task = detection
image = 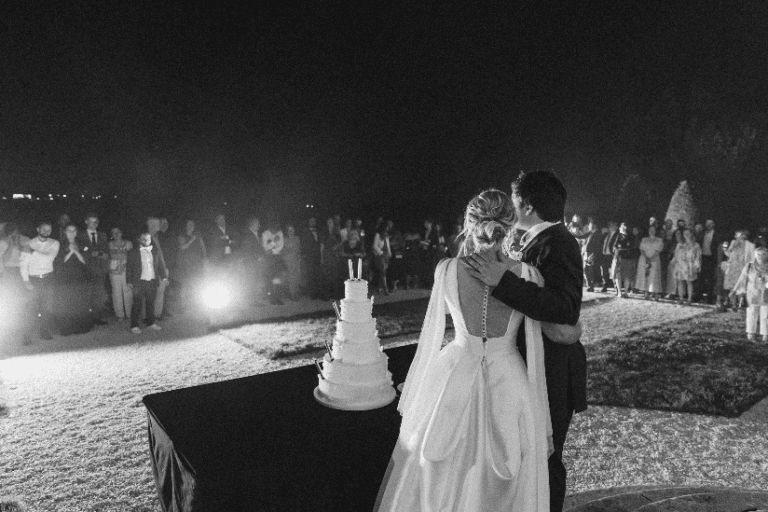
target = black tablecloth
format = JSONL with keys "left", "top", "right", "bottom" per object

{"left": 143, "top": 343, "right": 417, "bottom": 512}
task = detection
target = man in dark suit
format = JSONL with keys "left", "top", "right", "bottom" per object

{"left": 301, "top": 216, "right": 323, "bottom": 299}
{"left": 241, "top": 215, "right": 266, "bottom": 304}
{"left": 699, "top": 219, "right": 720, "bottom": 303}
{"left": 126, "top": 229, "right": 168, "bottom": 334}
{"left": 582, "top": 219, "right": 604, "bottom": 292}
{"left": 208, "top": 213, "right": 237, "bottom": 271}
{"left": 77, "top": 213, "right": 110, "bottom": 325}
{"left": 462, "top": 170, "right": 587, "bottom": 512}
{"left": 600, "top": 220, "right": 619, "bottom": 292}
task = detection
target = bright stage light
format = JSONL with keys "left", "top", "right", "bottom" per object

{"left": 201, "top": 283, "right": 231, "bottom": 309}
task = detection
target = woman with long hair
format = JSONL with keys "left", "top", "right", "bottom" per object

{"left": 53, "top": 224, "right": 94, "bottom": 335}
{"left": 376, "top": 189, "right": 579, "bottom": 512}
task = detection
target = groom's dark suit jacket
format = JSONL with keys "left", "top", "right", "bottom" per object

{"left": 492, "top": 223, "right": 587, "bottom": 413}
{"left": 491, "top": 222, "right": 587, "bottom": 511}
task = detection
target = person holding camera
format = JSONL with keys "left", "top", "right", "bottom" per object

{"left": 77, "top": 213, "right": 110, "bottom": 325}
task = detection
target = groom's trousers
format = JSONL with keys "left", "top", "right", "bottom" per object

{"left": 545, "top": 338, "right": 587, "bottom": 512}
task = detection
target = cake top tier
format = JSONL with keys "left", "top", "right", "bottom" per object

{"left": 344, "top": 279, "right": 369, "bottom": 302}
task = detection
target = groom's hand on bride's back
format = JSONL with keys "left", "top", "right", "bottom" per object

{"left": 460, "top": 246, "right": 520, "bottom": 286}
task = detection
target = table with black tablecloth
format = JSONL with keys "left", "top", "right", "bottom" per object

{"left": 142, "top": 343, "right": 417, "bottom": 512}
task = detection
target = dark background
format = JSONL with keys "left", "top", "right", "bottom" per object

{"left": 2, "top": 1, "right": 768, "bottom": 234}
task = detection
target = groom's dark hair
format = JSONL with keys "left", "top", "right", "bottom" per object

{"left": 511, "top": 170, "right": 567, "bottom": 222}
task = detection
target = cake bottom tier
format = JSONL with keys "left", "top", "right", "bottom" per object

{"left": 316, "top": 377, "right": 396, "bottom": 411}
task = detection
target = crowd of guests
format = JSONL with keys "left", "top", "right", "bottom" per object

{"left": 570, "top": 214, "right": 768, "bottom": 341}
{"left": 0, "top": 211, "right": 466, "bottom": 344}
{"left": 4, "top": 207, "right": 768, "bottom": 344}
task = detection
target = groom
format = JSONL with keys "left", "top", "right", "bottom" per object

{"left": 463, "top": 170, "right": 587, "bottom": 512}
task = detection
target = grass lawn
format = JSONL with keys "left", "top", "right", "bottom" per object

{"left": 587, "top": 309, "right": 768, "bottom": 417}
{"left": 1, "top": 297, "right": 766, "bottom": 511}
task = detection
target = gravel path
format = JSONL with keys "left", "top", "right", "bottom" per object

{"left": 1, "top": 293, "right": 765, "bottom": 511}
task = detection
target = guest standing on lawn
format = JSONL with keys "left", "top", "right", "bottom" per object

{"left": 714, "top": 241, "right": 732, "bottom": 311}
{"left": 321, "top": 217, "right": 343, "bottom": 300}
{"left": 20, "top": 220, "right": 59, "bottom": 342}
{"left": 78, "top": 213, "right": 110, "bottom": 325}
{"left": 372, "top": 223, "right": 391, "bottom": 295}
{"left": 0, "top": 222, "right": 28, "bottom": 291}
{"left": 581, "top": 219, "right": 603, "bottom": 292}
{"left": 673, "top": 228, "right": 701, "bottom": 305}
{"left": 599, "top": 221, "right": 618, "bottom": 292}
{"left": 176, "top": 219, "right": 207, "bottom": 312}
{"left": 418, "top": 219, "right": 439, "bottom": 288}
{"left": 611, "top": 222, "right": 636, "bottom": 298}
{"left": 241, "top": 216, "right": 265, "bottom": 304}
{"left": 126, "top": 230, "right": 168, "bottom": 334}
{"left": 282, "top": 224, "right": 302, "bottom": 301}
{"left": 730, "top": 246, "right": 768, "bottom": 341}
{"left": 635, "top": 225, "right": 664, "bottom": 300}
{"left": 665, "top": 229, "right": 683, "bottom": 298}
{"left": 54, "top": 224, "right": 94, "bottom": 335}
{"left": 300, "top": 216, "right": 322, "bottom": 300}
{"left": 724, "top": 230, "right": 755, "bottom": 307}
{"left": 262, "top": 221, "right": 287, "bottom": 304}
{"left": 108, "top": 227, "right": 133, "bottom": 321}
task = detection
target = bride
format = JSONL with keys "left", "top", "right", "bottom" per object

{"left": 375, "top": 189, "right": 580, "bottom": 512}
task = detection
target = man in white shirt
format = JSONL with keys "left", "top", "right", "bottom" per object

{"left": 21, "top": 221, "right": 60, "bottom": 341}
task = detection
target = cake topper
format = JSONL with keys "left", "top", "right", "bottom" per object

{"left": 348, "top": 259, "right": 354, "bottom": 280}
{"left": 314, "top": 358, "right": 325, "bottom": 379}
{"left": 357, "top": 258, "right": 362, "bottom": 280}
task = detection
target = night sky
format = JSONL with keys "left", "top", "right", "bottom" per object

{"left": 2, "top": 1, "right": 768, "bottom": 229}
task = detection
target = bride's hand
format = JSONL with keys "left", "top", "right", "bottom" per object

{"left": 542, "top": 320, "right": 582, "bottom": 344}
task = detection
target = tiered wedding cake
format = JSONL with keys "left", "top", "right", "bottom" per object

{"left": 314, "top": 278, "right": 396, "bottom": 410}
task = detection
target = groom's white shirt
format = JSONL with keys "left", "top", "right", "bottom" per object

{"left": 519, "top": 221, "right": 560, "bottom": 252}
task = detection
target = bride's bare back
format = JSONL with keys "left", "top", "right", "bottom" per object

{"left": 457, "top": 257, "right": 522, "bottom": 338}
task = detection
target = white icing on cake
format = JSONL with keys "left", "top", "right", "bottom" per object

{"left": 344, "top": 279, "right": 369, "bottom": 301}
{"left": 321, "top": 353, "right": 390, "bottom": 385}
{"left": 331, "top": 336, "right": 382, "bottom": 365}
{"left": 340, "top": 299, "right": 373, "bottom": 322}
{"left": 335, "top": 320, "right": 377, "bottom": 342}
{"left": 316, "top": 279, "right": 395, "bottom": 410}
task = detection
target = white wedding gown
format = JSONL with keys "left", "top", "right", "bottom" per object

{"left": 375, "top": 258, "right": 552, "bottom": 512}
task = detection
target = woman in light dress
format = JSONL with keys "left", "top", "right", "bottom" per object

{"left": 723, "top": 230, "right": 755, "bottom": 307}
{"left": 672, "top": 228, "right": 702, "bottom": 305}
{"left": 108, "top": 227, "right": 133, "bottom": 320}
{"left": 665, "top": 229, "right": 683, "bottom": 297}
{"left": 634, "top": 225, "right": 664, "bottom": 299}
{"left": 376, "top": 189, "right": 579, "bottom": 512}
{"left": 730, "top": 246, "right": 768, "bottom": 341}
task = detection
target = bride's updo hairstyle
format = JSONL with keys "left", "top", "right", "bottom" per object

{"left": 459, "top": 188, "right": 515, "bottom": 256}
